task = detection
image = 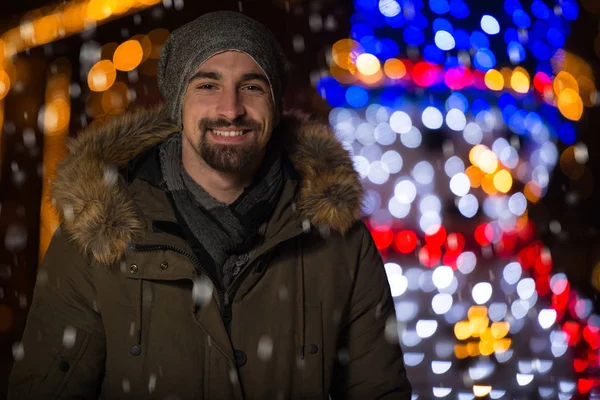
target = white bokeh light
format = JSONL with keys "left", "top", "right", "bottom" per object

{"left": 412, "top": 161, "right": 435, "bottom": 185}
{"left": 401, "top": 126, "right": 423, "bottom": 148}
{"left": 388, "top": 196, "right": 411, "bottom": 219}
{"left": 394, "top": 179, "right": 417, "bottom": 204}
{"left": 355, "top": 122, "right": 376, "bottom": 145}
{"left": 516, "top": 278, "right": 536, "bottom": 300}
{"left": 354, "top": 156, "right": 371, "bottom": 181}
{"left": 444, "top": 156, "right": 465, "bottom": 177}
{"left": 422, "top": 107, "right": 444, "bottom": 129}
{"left": 379, "top": 0, "right": 401, "bottom": 17}
{"left": 381, "top": 150, "right": 403, "bottom": 174}
{"left": 481, "top": 15, "right": 500, "bottom": 35}
{"left": 432, "top": 293, "right": 453, "bottom": 314}
{"left": 390, "top": 111, "right": 413, "bottom": 134}
{"left": 449, "top": 173, "right": 470, "bottom": 196}
{"left": 458, "top": 194, "right": 478, "bottom": 218}
{"left": 416, "top": 319, "right": 438, "bottom": 338}
{"left": 420, "top": 212, "right": 442, "bottom": 234}
{"left": 463, "top": 122, "right": 483, "bottom": 144}
{"left": 446, "top": 109, "right": 467, "bottom": 131}
{"left": 374, "top": 123, "right": 397, "bottom": 145}
{"left": 435, "top": 31, "right": 455, "bottom": 51}
{"left": 432, "top": 266, "right": 454, "bottom": 289}
{"left": 508, "top": 192, "right": 527, "bottom": 216}
{"left": 420, "top": 194, "right": 442, "bottom": 214}
{"left": 456, "top": 251, "right": 477, "bottom": 274}
{"left": 503, "top": 262, "right": 522, "bottom": 285}
{"left": 431, "top": 360, "right": 452, "bottom": 374}
{"left": 385, "top": 263, "right": 408, "bottom": 297}
{"left": 538, "top": 309, "right": 557, "bottom": 329}
{"left": 367, "top": 161, "right": 389, "bottom": 185}
{"left": 472, "top": 282, "right": 492, "bottom": 304}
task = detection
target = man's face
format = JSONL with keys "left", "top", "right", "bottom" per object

{"left": 181, "top": 51, "right": 275, "bottom": 174}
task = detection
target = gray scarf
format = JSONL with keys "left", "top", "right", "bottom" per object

{"left": 159, "top": 133, "right": 284, "bottom": 289}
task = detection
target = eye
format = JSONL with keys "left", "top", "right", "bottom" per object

{"left": 196, "top": 83, "right": 216, "bottom": 90}
{"left": 244, "top": 85, "right": 264, "bottom": 92}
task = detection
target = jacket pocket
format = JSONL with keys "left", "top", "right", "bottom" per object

{"left": 9, "top": 298, "right": 105, "bottom": 399}
{"left": 300, "top": 303, "right": 324, "bottom": 399}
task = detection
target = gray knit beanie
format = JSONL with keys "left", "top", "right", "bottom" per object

{"left": 157, "top": 11, "right": 289, "bottom": 127}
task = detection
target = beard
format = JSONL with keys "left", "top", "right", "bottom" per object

{"left": 197, "top": 116, "right": 263, "bottom": 173}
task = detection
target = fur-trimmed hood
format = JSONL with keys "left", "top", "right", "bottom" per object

{"left": 51, "top": 107, "right": 363, "bottom": 265}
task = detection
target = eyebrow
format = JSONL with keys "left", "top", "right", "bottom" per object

{"left": 189, "top": 71, "right": 270, "bottom": 87}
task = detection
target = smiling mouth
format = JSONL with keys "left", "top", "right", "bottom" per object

{"left": 210, "top": 129, "right": 251, "bottom": 137}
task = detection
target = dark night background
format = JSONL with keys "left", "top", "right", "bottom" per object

{"left": 0, "top": 0, "right": 599, "bottom": 398}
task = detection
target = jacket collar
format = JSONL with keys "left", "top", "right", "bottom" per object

{"left": 51, "top": 107, "right": 363, "bottom": 265}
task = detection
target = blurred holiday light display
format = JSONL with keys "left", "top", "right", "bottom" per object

{"left": 318, "top": 0, "right": 600, "bottom": 397}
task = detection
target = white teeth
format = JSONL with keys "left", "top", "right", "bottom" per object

{"left": 212, "top": 130, "right": 244, "bottom": 137}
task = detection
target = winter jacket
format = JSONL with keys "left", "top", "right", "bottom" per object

{"left": 8, "top": 108, "right": 412, "bottom": 399}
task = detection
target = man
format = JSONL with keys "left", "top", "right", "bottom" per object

{"left": 9, "top": 11, "right": 412, "bottom": 399}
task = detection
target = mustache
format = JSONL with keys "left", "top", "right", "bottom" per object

{"left": 198, "top": 117, "right": 262, "bottom": 132}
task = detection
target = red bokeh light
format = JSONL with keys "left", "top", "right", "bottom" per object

{"left": 419, "top": 244, "right": 442, "bottom": 267}
{"left": 394, "top": 230, "right": 418, "bottom": 254}
{"left": 425, "top": 225, "right": 447, "bottom": 247}
{"left": 371, "top": 226, "right": 394, "bottom": 250}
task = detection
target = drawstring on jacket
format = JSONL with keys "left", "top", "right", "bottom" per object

{"left": 136, "top": 279, "right": 143, "bottom": 346}
{"left": 297, "top": 235, "right": 306, "bottom": 360}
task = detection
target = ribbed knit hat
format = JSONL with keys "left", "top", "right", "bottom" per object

{"left": 157, "top": 11, "right": 289, "bottom": 127}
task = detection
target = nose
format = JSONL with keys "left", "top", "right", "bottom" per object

{"left": 216, "top": 87, "right": 245, "bottom": 121}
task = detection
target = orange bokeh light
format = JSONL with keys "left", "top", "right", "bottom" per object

{"left": 113, "top": 40, "right": 143, "bottom": 71}
{"left": 88, "top": 60, "right": 116, "bottom": 91}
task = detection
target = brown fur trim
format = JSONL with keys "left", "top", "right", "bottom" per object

{"left": 52, "top": 107, "right": 363, "bottom": 265}
{"left": 52, "top": 107, "right": 177, "bottom": 265}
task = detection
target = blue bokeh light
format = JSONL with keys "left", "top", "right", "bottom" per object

{"left": 558, "top": 123, "right": 576, "bottom": 145}
{"left": 449, "top": 0, "right": 470, "bottom": 18}
{"left": 356, "top": 0, "right": 378, "bottom": 11}
{"left": 507, "top": 41, "right": 526, "bottom": 63}
{"left": 346, "top": 86, "right": 370, "bottom": 108}
{"left": 531, "top": 39, "right": 552, "bottom": 60}
{"left": 561, "top": 0, "right": 579, "bottom": 21}
{"left": 512, "top": 9, "right": 532, "bottom": 29}
{"left": 404, "top": 26, "right": 426, "bottom": 46}
{"left": 351, "top": 23, "right": 374, "bottom": 40}
{"left": 453, "top": 29, "right": 470, "bottom": 50}
{"left": 471, "top": 98, "right": 490, "bottom": 116}
{"left": 470, "top": 31, "right": 490, "bottom": 49}
{"left": 424, "top": 44, "right": 445, "bottom": 64}
{"left": 504, "top": 0, "right": 522, "bottom": 15}
{"left": 409, "top": 12, "right": 429, "bottom": 29}
{"left": 429, "top": 0, "right": 450, "bottom": 15}
{"left": 547, "top": 28, "right": 565, "bottom": 48}
{"left": 385, "top": 13, "right": 406, "bottom": 28}
{"left": 380, "top": 38, "right": 401, "bottom": 58}
{"left": 531, "top": 0, "right": 550, "bottom": 19}
{"left": 446, "top": 92, "right": 469, "bottom": 113}
{"left": 316, "top": 77, "right": 346, "bottom": 107}
{"left": 473, "top": 49, "right": 496, "bottom": 71}
{"left": 433, "top": 18, "right": 453, "bottom": 33}
{"left": 499, "top": 93, "right": 517, "bottom": 110}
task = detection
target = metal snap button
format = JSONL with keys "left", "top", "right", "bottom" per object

{"left": 308, "top": 344, "right": 319, "bottom": 354}
{"left": 58, "top": 360, "right": 70, "bottom": 372}
{"left": 129, "top": 264, "right": 139, "bottom": 274}
{"left": 130, "top": 345, "right": 142, "bottom": 356}
{"left": 234, "top": 349, "right": 247, "bottom": 367}
{"left": 160, "top": 261, "right": 169, "bottom": 270}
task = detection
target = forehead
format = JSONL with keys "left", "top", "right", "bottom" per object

{"left": 194, "top": 51, "right": 265, "bottom": 75}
